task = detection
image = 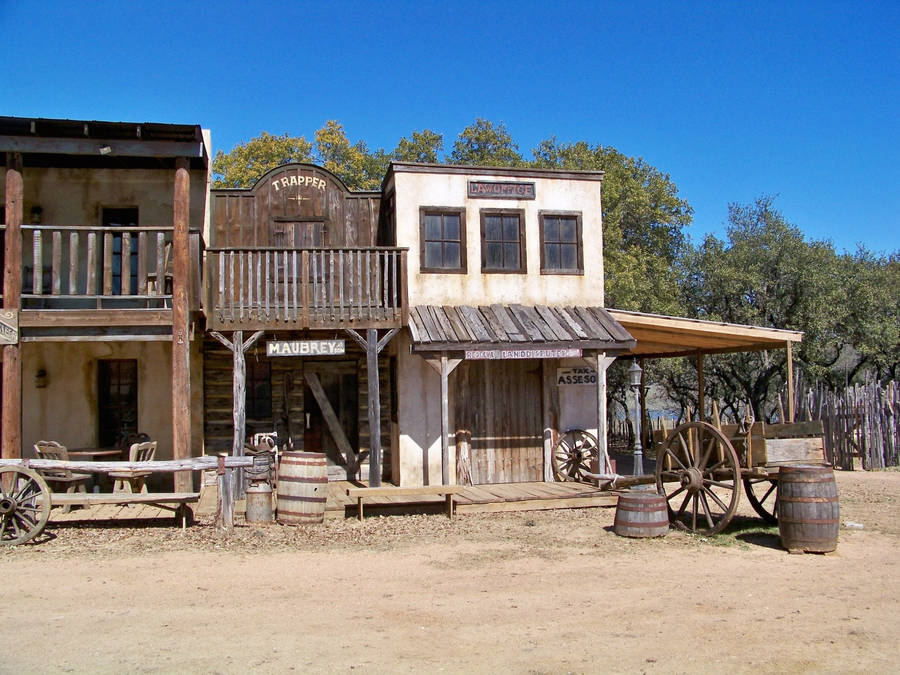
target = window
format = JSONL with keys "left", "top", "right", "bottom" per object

{"left": 420, "top": 208, "right": 466, "bottom": 273}
{"left": 540, "top": 212, "right": 583, "bottom": 274}
{"left": 246, "top": 358, "right": 272, "bottom": 421}
{"left": 98, "top": 360, "right": 138, "bottom": 447}
{"left": 481, "top": 210, "right": 525, "bottom": 273}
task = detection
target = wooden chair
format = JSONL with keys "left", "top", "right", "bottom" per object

{"left": 109, "top": 441, "right": 157, "bottom": 493}
{"left": 33, "top": 441, "right": 91, "bottom": 513}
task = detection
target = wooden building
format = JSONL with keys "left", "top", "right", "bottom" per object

{"left": 2, "top": 115, "right": 802, "bottom": 492}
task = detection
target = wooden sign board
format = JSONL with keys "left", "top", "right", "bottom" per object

{"left": 0, "top": 310, "right": 18, "bottom": 345}
{"left": 468, "top": 181, "right": 535, "bottom": 200}
{"left": 267, "top": 340, "right": 345, "bottom": 357}
{"left": 556, "top": 367, "right": 597, "bottom": 385}
{"left": 465, "top": 347, "right": 582, "bottom": 360}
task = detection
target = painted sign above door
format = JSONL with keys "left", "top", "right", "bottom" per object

{"left": 267, "top": 340, "right": 345, "bottom": 357}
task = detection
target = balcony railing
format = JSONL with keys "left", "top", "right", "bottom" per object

{"left": 205, "top": 247, "right": 408, "bottom": 330}
{"left": 8, "top": 225, "right": 202, "bottom": 311}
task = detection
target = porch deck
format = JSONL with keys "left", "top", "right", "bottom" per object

{"left": 46, "top": 480, "right": 619, "bottom": 524}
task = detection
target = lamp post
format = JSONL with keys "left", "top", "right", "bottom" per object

{"left": 627, "top": 360, "right": 644, "bottom": 477}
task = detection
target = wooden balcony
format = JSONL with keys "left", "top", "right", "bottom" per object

{"left": 205, "top": 247, "right": 408, "bottom": 331}
{"left": 3, "top": 225, "right": 202, "bottom": 312}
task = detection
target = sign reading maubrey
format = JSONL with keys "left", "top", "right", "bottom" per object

{"left": 468, "top": 180, "right": 535, "bottom": 200}
{"left": 465, "top": 347, "right": 582, "bottom": 360}
{"left": 267, "top": 340, "right": 345, "bottom": 356}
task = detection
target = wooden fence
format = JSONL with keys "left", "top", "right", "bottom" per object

{"left": 799, "top": 380, "right": 900, "bottom": 470}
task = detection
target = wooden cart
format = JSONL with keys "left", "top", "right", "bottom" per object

{"left": 653, "top": 419, "right": 828, "bottom": 535}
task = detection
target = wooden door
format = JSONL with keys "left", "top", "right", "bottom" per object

{"left": 303, "top": 362, "right": 358, "bottom": 478}
{"left": 455, "top": 360, "right": 543, "bottom": 484}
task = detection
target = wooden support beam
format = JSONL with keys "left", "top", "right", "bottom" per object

{"left": 595, "top": 353, "right": 615, "bottom": 474}
{"left": 171, "top": 157, "right": 191, "bottom": 491}
{"left": 786, "top": 340, "right": 795, "bottom": 423}
{"left": 2, "top": 153, "right": 24, "bottom": 460}
{"left": 696, "top": 351, "right": 705, "bottom": 422}
{"left": 424, "top": 354, "right": 462, "bottom": 485}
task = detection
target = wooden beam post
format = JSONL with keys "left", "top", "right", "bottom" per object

{"left": 786, "top": 340, "right": 795, "bottom": 423}
{"left": 2, "top": 153, "right": 23, "bottom": 459}
{"left": 595, "top": 353, "right": 615, "bottom": 474}
{"left": 171, "top": 157, "right": 191, "bottom": 491}
{"left": 366, "top": 329, "right": 382, "bottom": 486}
{"left": 696, "top": 351, "right": 705, "bottom": 422}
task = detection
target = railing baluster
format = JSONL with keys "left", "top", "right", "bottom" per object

{"left": 32, "top": 229, "right": 42, "bottom": 295}
{"left": 292, "top": 251, "right": 299, "bottom": 322}
{"left": 392, "top": 250, "right": 398, "bottom": 319}
{"left": 69, "top": 231, "right": 79, "bottom": 295}
{"left": 51, "top": 231, "right": 62, "bottom": 295}
{"left": 155, "top": 233, "right": 166, "bottom": 297}
{"left": 283, "top": 250, "right": 289, "bottom": 321}
{"left": 119, "top": 232, "right": 130, "bottom": 295}
{"left": 217, "top": 252, "right": 225, "bottom": 322}
{"left": 356, "top": 249, "right": 362, "bottom": 319}
{"left": 86, "top": 232, "right": 98, "bottom": 295}
{"left": 365, "top": 250, "right": 372, "bottom": 320}
{"left": 103, "top": 232, "right": 113, "bottom": 295}
{"left": 339, "top": 249, "right": 345, "bottom": 322}
{"left": 229, "top": 251, "right": 235, "bottom": 321}
{"left": 136, "top": 232, "right": 147, "bottom": 296}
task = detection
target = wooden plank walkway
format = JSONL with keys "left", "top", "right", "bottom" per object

{"left": 45, "top": 481, "right": 620, "bottom": 524}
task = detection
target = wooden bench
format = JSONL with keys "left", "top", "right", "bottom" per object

{"left": 346, "top": 485, "right": 466, "bottom": 520}
{"left": 37, "top": 492, "right": 200, "bottom": 524}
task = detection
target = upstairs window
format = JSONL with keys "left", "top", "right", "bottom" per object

{"left": 540, "top": 212, "right": 583, "bottom": 274}
{"left": 481, "top": 210, "right": 525, "bottom": 273}
{"left": 420, "top": 208, "right": 466, "bottom": 273}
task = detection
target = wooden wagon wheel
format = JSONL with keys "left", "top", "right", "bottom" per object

{"left": 0, "top": 466, "right": 52, "bottom": 546}
{"left": 552, "top": 429, "right": 599, "bottom": 482}
{"left": 743, "top": 475, "right": 778, "bottom": 524}
{"left": 655, "top": 421, "right": 742, "bottom": 535}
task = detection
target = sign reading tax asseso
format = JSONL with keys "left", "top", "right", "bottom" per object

{"left": 267, "top": 340, "right": 345, "bottom": 357}
{"left": 468, "top": 180, "right": 535, "bottom": 200}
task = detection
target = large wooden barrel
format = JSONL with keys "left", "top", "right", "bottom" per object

{"left": 777, "top": 465, "right": 839, "bottom": 553}
{"left": 276, "top": 452, "right": 328, "bottom": 524}
{"left": 614, "top": 491, "right": 669, "bottom": 538}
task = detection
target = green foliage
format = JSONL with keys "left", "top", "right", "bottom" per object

{"left": 211, "top": 132, "right": 313, "bottom": 188}
{"left": 393, "top": 130, "right": 444, "bottom": 163}
{"left": 314, "top": 120, "right": 387, "bottom": 191}
{"left": 449, "top": 118, "right": 523, "bottom": 167}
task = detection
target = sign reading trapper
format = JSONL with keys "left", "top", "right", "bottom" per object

{"left": 267, "top": 340, "right": 345, "bottom": 357}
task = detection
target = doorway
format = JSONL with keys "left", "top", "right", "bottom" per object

{"left": 303, "top": 361, "right": 358, "bottom": 479}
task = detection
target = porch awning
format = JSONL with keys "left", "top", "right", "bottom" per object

{"left": 408, "top": 305, "right": 637, "bottom": 355}
{"left": 607, "top": 309, "right": 804, "bottom": 358}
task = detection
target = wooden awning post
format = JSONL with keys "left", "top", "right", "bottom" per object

{"left": 2, "top": 153, "right": 24, "bottom": 459}
{"left": 696, "top": 351, "right": 705, "bottom": 422}
{"left": 592, "top": 353, "right": 615, "bottom": 474}
{"left": 786, "top": 340, "right": 795, "bottom": 423}
{"left": 347, "top": 328, "right": 399, "bottom": 487}
{"left": 171, "top": 157, "right": 191, "bottom": 490}
{"left": 423, "top": 352, "right": 462, "bottom": 486}
{"left": 210, "top": 329, "right": 264, "bottom": 498}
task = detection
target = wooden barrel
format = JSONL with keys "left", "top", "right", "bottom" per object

{"left": 777, "top": 465, "right": 839, "bottom": 553}
{"left": 614, "top": 491, "right": 669, "bottom": 538}
{"left": 276, "top": 452, "right": 328, "bottom": 524}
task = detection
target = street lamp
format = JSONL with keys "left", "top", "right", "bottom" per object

{"left": 627, "top": 360, "right": 644, "bottom": 476}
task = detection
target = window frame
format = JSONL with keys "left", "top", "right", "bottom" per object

{"left": 419, "top": 206, "right": 467, "bottom": 274}
{"left": 479, "top": 208, "right": 527, "bottom": 274}
{"left": 539, "top": 210, "right": 584, "bottom": 275}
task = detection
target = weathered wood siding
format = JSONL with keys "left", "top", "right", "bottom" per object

{"left": 211, "top": 165, "right": 381, "bottom": 249}
{"left": 455, "top": 360, "right": 543, "bottom": 483}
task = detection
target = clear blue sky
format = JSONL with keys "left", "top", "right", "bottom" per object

{"left": 2, "top": 0, "right": 898, "bottom": 253}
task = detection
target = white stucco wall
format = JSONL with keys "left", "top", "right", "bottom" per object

{"left": 392, "top": 167, "right": 604, "bottom": 308}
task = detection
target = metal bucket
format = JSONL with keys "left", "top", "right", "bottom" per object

{"left": 276, "top": 452, "right": 327, "bottom": 524}
{"left": 614, "top": 491, "right": 669, "bottom": 538}
{"left": 778, "top": 464, "right": 839, "bottom": 553}
{"left": 245, "top": 482, "right": 273, "bottom": 524}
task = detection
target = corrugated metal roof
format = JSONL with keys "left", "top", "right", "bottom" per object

{"left": 408, "top": 304, "right": 636, "bottom": 353}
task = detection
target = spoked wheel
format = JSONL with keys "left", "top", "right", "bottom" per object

{"left": 552, "top": 429, "right": 599, "bottom": 482}
{"left": 655, "top": 422, "right": 742, "bottom": 535}
{"left": 743, "top": 475, "right": 778, "bottom": 524}
{"left": 0, "top": 466, "right": 52, "bottom": 545}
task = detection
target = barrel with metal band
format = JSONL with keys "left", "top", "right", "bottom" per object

{"left": 276, "top": 451, "right": 328, "bottom": 524}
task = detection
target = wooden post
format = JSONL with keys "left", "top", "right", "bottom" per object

{"left": 210, "top": 330, "right": 264, "bottom": 498}
{"left": 594, "top": 353, "right": 615, "bottom": 474}
{"left": 696, "top": 351, "right": 705, "bottom": 422}
{"left": 2, "top": 153, "right": 23, "bottom": 459}
{"left": 347, "top": 328, "right": 399, "bottom": 487}
{"left": 171, "top": 157, "right": 191, "bottom": 491}
{"left": 786, "top": 340, "right": 795, "bottom": 423}
{"left": 440, "top": 353, "right": 451, "bottom": 486}
{"left": 215, "top": 453, "right": 234, "bottom": 532}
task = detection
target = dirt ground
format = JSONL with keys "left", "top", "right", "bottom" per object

{"left": 2, "top": 469, "right": 899, "bottom": 674}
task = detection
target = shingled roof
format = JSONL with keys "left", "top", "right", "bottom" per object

{"left": 408, "top": 304, "right": 636, "bottom": 353}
